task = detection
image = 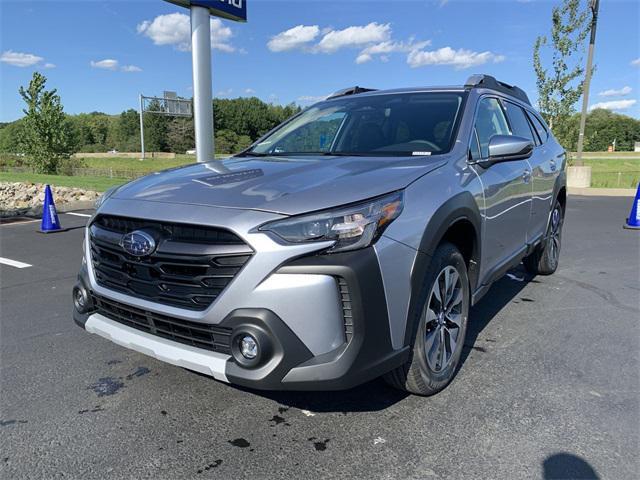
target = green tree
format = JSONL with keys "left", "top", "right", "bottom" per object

{"left": 143, "top": 101, "right": 170, "bottom": 152}
{"left": 533, "top": 0, "right": 590, "bottom": 132}
{"left": 0, "top": 119, "right": 25, "bottom": 154}
{"left": 115, "top": 109, "right": 140, "bottom": 151}
{"left": 167, "top": 117, "right": 195, "bottom": 153}
{"left": 18, "top": 72, "right": 73, "bottom": 173}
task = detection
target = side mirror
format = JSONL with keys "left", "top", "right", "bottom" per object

{"left": 485, "top": 135, "right": 534, "bottom": 165}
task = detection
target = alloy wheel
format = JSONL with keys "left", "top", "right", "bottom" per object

{"left": 423, "top": 266, "right": 464, "bottom": 373}
{"left": 548, "top": 206, "right": 562, "bottom": 268}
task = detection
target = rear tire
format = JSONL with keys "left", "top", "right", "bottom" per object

{"left": 384, "top": 243, "right": 469, "bottom": 396}
{"left": 523, "top": 199, "right": 563, "bottom": 276}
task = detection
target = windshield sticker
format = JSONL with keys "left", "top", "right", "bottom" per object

{"left": 412, "top": 151, "right": 432, "bottom": 156}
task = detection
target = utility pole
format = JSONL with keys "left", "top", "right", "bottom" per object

{"left": 575, "top": 0, "right": 599, "bottom": 167}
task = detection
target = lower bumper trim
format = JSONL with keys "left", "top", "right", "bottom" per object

{"left": 85, "top": 313, "right": 230, "bottom": 382}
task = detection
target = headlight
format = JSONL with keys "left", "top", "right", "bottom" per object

{"left": 94, "top": 186, "right": 119, "bottom": 210}
{"left": 259, "top": 191, "right": 403, "bottom": 253}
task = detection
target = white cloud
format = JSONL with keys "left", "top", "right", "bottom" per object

{"left": 317, "top": 22, "right": 391, "bottom": 53}
{"left": 598, "top": 86, "right": 632, "bottom": 97}
{"left": 244, "top": 88, "right": 256, "bottom": 94}
{"left": 121, "top": 65, "right": 142, "bottom": 72}
{"left": 137, "top": 13, "right": 235, "bottom": 52}
{"left": 356, "top": 39, "right": 431, "bottom": 64}
{"left": 216, "top": 88, "right": 233, "bottom": 97}
{"left": 297, "top": 95, "right": 328, "bottom": 103}
{"left": 43, "top": 63, "right": 56, "bottom": 69}
{"left": 0, "top": 50, "right": 43, "bottom": 67}
{"left": 407, "top": 46, "right": 505, "bottom": 69}
{"left": 590, "top": 99, "right": 637, "bottom": 111}
{"left": 631, "top": 58, "right": 640, "bottom": 67}
{"left": 267, "top": 25, "right": 320, "bottom": 52}
{"left": 90, "top": 59, "right": 119, "bottom": 70}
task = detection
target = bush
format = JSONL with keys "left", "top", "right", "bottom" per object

{"left": 56, "top": 156, "right": 87, "bottom": 175}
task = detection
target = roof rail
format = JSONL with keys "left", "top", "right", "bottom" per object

{"left": 326, "top": 86, "right": 378, "bottom": 100}
{"left": 465, "top": 74, "right": 531, "bottom": 105}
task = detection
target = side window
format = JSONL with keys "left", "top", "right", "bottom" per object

{"left": 527, "top": 112, "right": 549, "bottom": 144}
{"left": 474, "top": 98, "right": 510, "bottom": 158}
{"left": 503, "top": 102, "right": 535, "bottom": 143}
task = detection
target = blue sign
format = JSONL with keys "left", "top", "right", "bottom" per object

{"left": 166, "top": 0, "right": 247, "bottom": 22}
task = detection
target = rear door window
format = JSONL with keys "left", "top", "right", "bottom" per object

{"left": 503, "top": 101, "right": 535, "bottom": 143}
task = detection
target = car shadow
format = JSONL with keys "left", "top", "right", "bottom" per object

{"left": 542, "top": 453, "right": 600, "bottom": 479}
{"left": 459, "top": 264, "right": 535, "bottom": 368}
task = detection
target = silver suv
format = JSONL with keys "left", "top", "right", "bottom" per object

{"left": 73, "top": 75, "right": 566, "bottom": 395}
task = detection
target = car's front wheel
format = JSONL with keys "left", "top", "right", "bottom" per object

{"left": 384, "top": 243, "right": 469, "bottom": 396}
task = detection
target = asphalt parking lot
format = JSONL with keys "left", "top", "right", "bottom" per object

{"left": 1, "top": 196, "right": 638, "bottom": 479}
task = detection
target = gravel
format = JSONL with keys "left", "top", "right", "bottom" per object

{"left": 0, "top": 182, "right": 100, "bottom": 217}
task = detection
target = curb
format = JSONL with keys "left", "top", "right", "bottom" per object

{"left": 568, "top": 187, "right": 636, "bottom": 197}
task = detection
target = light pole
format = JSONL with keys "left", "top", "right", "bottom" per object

{"left": 575, "top": 0, "right": 600, "bottom": 167}
{"left": 190, "top": 5, "right": 215, "bottom": 163}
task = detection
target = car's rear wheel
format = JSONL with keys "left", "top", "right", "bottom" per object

{"left": 384, "top": 243, "right": 469, "bottom": 396}
{"left": 523, "top": 199, "right": 563, "bottom": 276}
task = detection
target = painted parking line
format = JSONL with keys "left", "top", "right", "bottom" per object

{"left": 0, "top": 257, "right": 32, "bottom": 269}
{"left": 65, "top": 212, "right": 92, "bottom": 218}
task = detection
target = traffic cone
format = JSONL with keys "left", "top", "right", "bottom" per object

{"left": 40, "top": 184, "right": 63, "bottom": 233}
{"left": 623, "top": 183, "right": 640, "bottom": 230}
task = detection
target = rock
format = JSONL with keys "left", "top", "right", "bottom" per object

{"left": 0, "top": 182, "right": 101, "bottom": 217}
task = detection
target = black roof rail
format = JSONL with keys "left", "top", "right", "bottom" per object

{"left": 465, "top": 74, "right": 531, "bottom": 105}
{"left": 326, "top": 86, "right": 378, "bottom": 100}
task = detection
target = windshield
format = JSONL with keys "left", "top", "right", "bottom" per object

{"left": 246, "top": 92, "right": 465, "bottom": 157}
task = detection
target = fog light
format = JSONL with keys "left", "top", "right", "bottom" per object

{"left": 239, "top": 335, "right": 258, "bottom": 360}
{"left": 73, "top": 285, "right": 90, "bottom": 313}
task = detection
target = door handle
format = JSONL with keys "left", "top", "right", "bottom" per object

{"left": 522, "top": 169, "right": 531, "bottom": 183}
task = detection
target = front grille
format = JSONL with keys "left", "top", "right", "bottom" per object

{"left": 93, "top": 295, "right": 232, "bottom": 354}
{"left": 89, "top": 215, "right": 253, "bottom": 311}
{"left": 337, "top": 277, "right": 353, "bottom": 343}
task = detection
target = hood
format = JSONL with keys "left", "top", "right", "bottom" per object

{"left": 110, "top": 155, "right": 447, "bottom": 215}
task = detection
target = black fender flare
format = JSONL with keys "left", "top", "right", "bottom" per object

{"left": 403, "top": 191, "right": 482, "bottom": 346}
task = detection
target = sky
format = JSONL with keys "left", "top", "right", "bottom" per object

{"left": 1, "top": 0, "right": 638, "bottom": 122}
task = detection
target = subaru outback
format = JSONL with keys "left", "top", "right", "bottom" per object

{"left": 73, "top": 74, "right": 566, "bottom": 395}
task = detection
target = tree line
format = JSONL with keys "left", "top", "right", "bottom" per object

{"left": 0, "top": 72, "right": 300, "bottom": 173}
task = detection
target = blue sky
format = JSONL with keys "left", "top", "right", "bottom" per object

{"left": 1, "top": 0, "right": 638, "bottom": 122}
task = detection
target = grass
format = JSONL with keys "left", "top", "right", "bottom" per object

{"left": 0, "top": 172, "right": 128, "bottom": 192}
{"left": 77, "top": 154, "right": 229, "bottom": 174}
{"left": 2, "top": 156, "right": 638, "bottom": 192}
{"left": 583, "top": 158, "right": 640, "bottom": 188}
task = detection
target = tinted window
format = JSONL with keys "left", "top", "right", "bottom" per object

{"left": 528, "top": 112, "right": 548, "bottom": 143}
{"left": 474, "top": 98, "right": 510, "bottom": 158}
{"left": 504, "top": 102, "right": 535, "bottom": 143}
{"left": 249, "top": 92, "right": 465, "bottom": 156}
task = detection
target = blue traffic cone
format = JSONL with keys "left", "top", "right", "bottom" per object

{"left": 40, "top": 184, "right": 62, "bottom": 233}
{"left": 623, "top": 183, "right": 640, "bottom": 230}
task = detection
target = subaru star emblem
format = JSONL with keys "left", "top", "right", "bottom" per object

{"left": 120, "top": 230, "right": 156, "bottom": 257}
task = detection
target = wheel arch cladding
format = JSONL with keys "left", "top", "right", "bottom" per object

{"left": 405, "top": 192, "right": 481, "bottom": 347}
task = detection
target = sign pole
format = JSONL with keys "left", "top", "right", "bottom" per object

{"left": 190, "top": 5, "right": 215, "bottom": 163}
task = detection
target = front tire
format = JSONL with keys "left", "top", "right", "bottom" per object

{"left": 523, "top": 199, "right": 563, "bottom": 276}
{"left": 384, "top": 243, "right": 469, "bottom": 396}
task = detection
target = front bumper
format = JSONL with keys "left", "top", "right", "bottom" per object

{"left": 74, "top": 246, "right": 410, "bottom": 390}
